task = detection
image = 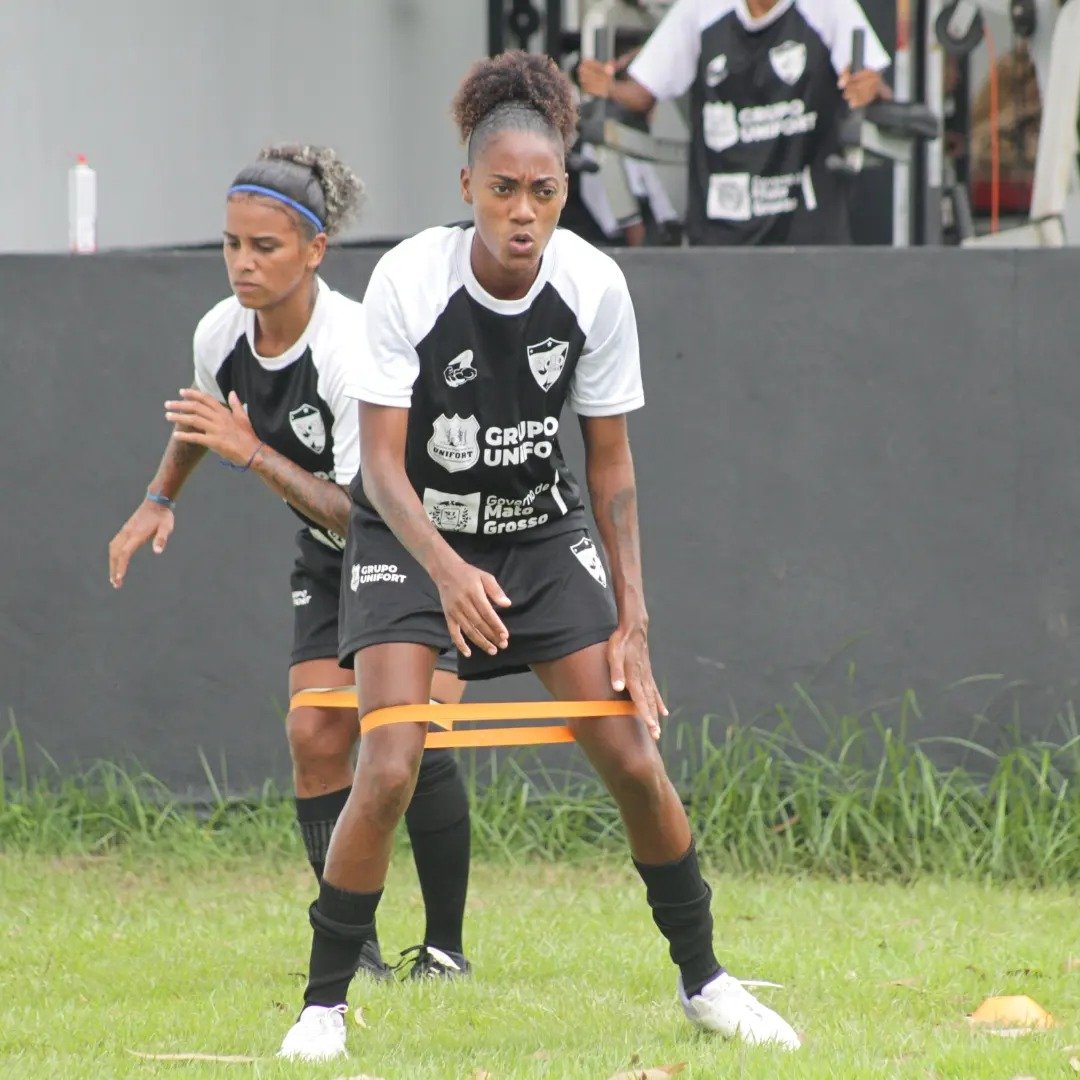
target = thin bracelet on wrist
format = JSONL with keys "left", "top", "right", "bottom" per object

{"left": 145, "top": 489, "right": 176, "bottom": 511}
{"left": 219, "top": 442, "right": 266, "bottom": 473}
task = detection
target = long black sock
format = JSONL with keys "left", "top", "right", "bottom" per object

{"left": 634, "top": 841, "right": 722, "bottom": 997}
{"left": 404, "top": 749, "right": 470, "bottom": 954}
{"left": 295, "top": 786, "right": 351, "bottom": 882}
{"left": 304, "top": 880, "right": 382, "bottom": 1006}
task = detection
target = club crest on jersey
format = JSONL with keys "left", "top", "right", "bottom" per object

{"left": 769, "top": 40, "right": 807, "bottom": 86}
{"left": 288, "top": 403, "right": 326, "bottom": 454}
{"left": 443, "top": 349, "right": 478, "bottom": 388}
{"left": 527, "top": 337, "right": 569, "bottom": 392}
{"left": 705, "top": 53, "right": 728, "bottom": 87}
{"left": 423, "top": 488, "right": 480, "bottom": 534}
{"left": 570, "top": 536, "right": 607, "bottom": 588}
{"left": 427, "top": 413, "right": 480, "bottom": 473}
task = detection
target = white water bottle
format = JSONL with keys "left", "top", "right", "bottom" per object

{"left": 68, "top": 154, "right": 97, "bottom": 253}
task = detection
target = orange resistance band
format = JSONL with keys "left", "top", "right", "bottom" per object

{"left": 289, "top": 688, "right": 636, "bottom": 748}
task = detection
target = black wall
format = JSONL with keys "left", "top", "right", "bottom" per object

{"left": 3, "top": 247, "right": 1077, "bottom": 788}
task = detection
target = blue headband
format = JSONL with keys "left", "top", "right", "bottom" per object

{"left": 228, "top": 183, "right": 325, "bottom": 233}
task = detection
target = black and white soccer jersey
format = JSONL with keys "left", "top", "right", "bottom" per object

{"left": 629, "top": 0, "right": 889, "bottom": 245}
{"left": 347, "top": 225, "right": 644, "bottom": 544}
{"left": 192, "top": 278, "right": 361, "bottom": 551}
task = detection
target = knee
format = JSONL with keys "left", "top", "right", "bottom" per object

{"left": 598, "top": 742, "right": 669, "bottom": 806}
{"left": 357, "top": 751, "right": 424, "bottom": 828}
{"left": 287, "top": 708, "right": 355, "bottom": 769}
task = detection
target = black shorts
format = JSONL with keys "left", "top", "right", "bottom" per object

{"left": 338, "top": 520, "right": 618, "bottom": 680}
{"left": 290, "top": 530, "right": 458, "bottom": 672}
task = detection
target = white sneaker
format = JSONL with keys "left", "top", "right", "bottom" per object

{"left": 277, "top": 1003, "right": 349, "bottom": 1061}
{"left": 679, "top": 973, "right": 801, "bottom": 1050}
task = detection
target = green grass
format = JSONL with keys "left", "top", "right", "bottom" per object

{"left": 1, "top": 855, "right": 1077, "bottom": 1079}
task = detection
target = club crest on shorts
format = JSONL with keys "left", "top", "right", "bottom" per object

{"left": 427, "top": 413, "right": 480, "bottom": 473}
{"left": 527, "top": 337, "right": 569, "bottom": 392}
{"left": 423, "top": 488, "right": 480, "bottom": 533}
{"left": 570, "top": 536, "right": 607, "bottom": 588}
{"left": 769, "top": 40, "right": 807, "bottom": 86}
{"left": 288, "top": 403, "right": 326, "bottom": 454}
{"left": 443, "top": 349, "right": 477, "bottom": 388}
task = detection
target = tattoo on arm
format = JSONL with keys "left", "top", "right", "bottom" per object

{"left": 251, "top": 447, "right": 352, "bottom": 535}
{"left": 588, "top": 447, "right": 646, "bottom": 619}
{"left": 150, "top": 433, "right": 207, "bottom": 499}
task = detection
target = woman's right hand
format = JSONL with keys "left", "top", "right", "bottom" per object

{"left": 434, "top": 556, "right": 511, "bottom": 658}
{"left": 108, "top": 501, "right": 175, "bottom": 589}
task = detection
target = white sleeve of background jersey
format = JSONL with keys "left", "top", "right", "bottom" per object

{"left": 570, "top": 268, "right": 645, "bottom": 417}
{"left": 803, "top": 0, "right": 890, "bottom": 74}
{"left": 627, "top": 0, "right": 702, "bottom": 102}
{"left": 319, "top": 305, "right": 364, "bottom": 487}
{"left": 191, "top": 308, "right": 228, "bottom": 404}
{"left": 346, "top": 257, "right": 420, "bottom": 407}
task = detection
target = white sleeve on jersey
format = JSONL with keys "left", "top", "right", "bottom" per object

{"left": 191, "top": 301, "right": 233, "bottom": 404}
{"left": 346, "top": 256, "right": 420, "bottom": 408}
{"left": 627, "top": 0, "right": 704, "bottom": 102}
{"left": 316, "top": 299, "right": 364, "bottom": 487}
{"left": 569, "top": 268, "right": 645, "bottom": 418}
{"left": 799, "top": 0, "right": 890, "bottom": 74}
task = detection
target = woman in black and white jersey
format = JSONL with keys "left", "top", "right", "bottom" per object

{"left": 279, "top": 58, "right": 799, "bottom": 1063}
{"left": 107, "top": 146, "right": 473, "bottom": 979}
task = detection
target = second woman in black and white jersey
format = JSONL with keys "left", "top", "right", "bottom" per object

{"left": 107, "top": 145, "right": 473, "bottom": 978}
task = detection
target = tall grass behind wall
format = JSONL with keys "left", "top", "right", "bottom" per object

{"left": 2, "top": 686, "right": 1078, "bottom": 884}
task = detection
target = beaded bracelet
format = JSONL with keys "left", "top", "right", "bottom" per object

{"left": 145, "top": 489, "right": 176, "bottom": 511}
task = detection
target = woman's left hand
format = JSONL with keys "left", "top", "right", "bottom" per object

{"left": 607, "top": 613, "right": 668, "bottom": 741}
{"left": 838, "top": 67, "right": 889, "bottom": 109}
{"left": 165, "top": 389, "right": 261, "bottom": 466}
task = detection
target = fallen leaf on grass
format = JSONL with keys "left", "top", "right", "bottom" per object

{"left": 1065, "top": 957, "right": 1080, "bottom": 973}
{"left": 470, "top": 1071, "right": 493, "bottom": 1080}
{"left": 968, "top": 995, "right": 1055, "bottom": 1030}
{"left": 353, "top": 1006, "right": 368, "bottom": 1028}
{"left": 1069, "top": 1057, "right": 1080, "bottom": 1073}
{"left": 531, "top": 1049, "right": 554, "bottom": 1060}
{"left": 605, "top": 1063, "right": 686, "bottom": 1080}
{"left": 127, "top": 1051, "right": 258, "bottom": 1063}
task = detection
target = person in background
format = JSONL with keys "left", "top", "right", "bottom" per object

{"left": 580, "top": 0, "right": 892, "bottom": 245}
{"left": 107, "top": 145, "right": 473, "bottom": 980}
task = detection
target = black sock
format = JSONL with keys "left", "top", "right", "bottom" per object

{"left": 404, "top": 749, "right": 470, "bottom": 954}
{"left": 634, "top": 841, "right": 722, "bottom": 998}
{"left": 304, "top": 880, "right": 382, "bottom": 1006}
{"left": 295, "top": 786, "right": 351, "bottom": 882}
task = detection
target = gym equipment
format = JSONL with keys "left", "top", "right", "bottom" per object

{"left": 289, "top": 689, "right": 637, "bottom": 749}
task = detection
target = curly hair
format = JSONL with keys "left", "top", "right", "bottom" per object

{"left": 229, "top": 145, "right": 365, "bottom": 239}
{"left": 451, "top": 51, "right": 578, "bottom": 163}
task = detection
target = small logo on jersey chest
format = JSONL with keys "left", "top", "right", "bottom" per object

{"left": 427, "top": 414, "right": 480, "bottom": 473}
{"left": 705, "top": 53, "right": 728, "bottom": 87}
{"left": 527, "top": 338, "right": 569, "bottom": 392}
{"left": 769, "top": 41, "right": 807, "bottom": 86}
{"left": 443, "top": 349, "right": 477, "bottom": 388}
{"left": 288, "top": 403, "right": 326, "bottom": 454}
{"left": 570, "top": 536, "right": 607, "bottom": 588}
